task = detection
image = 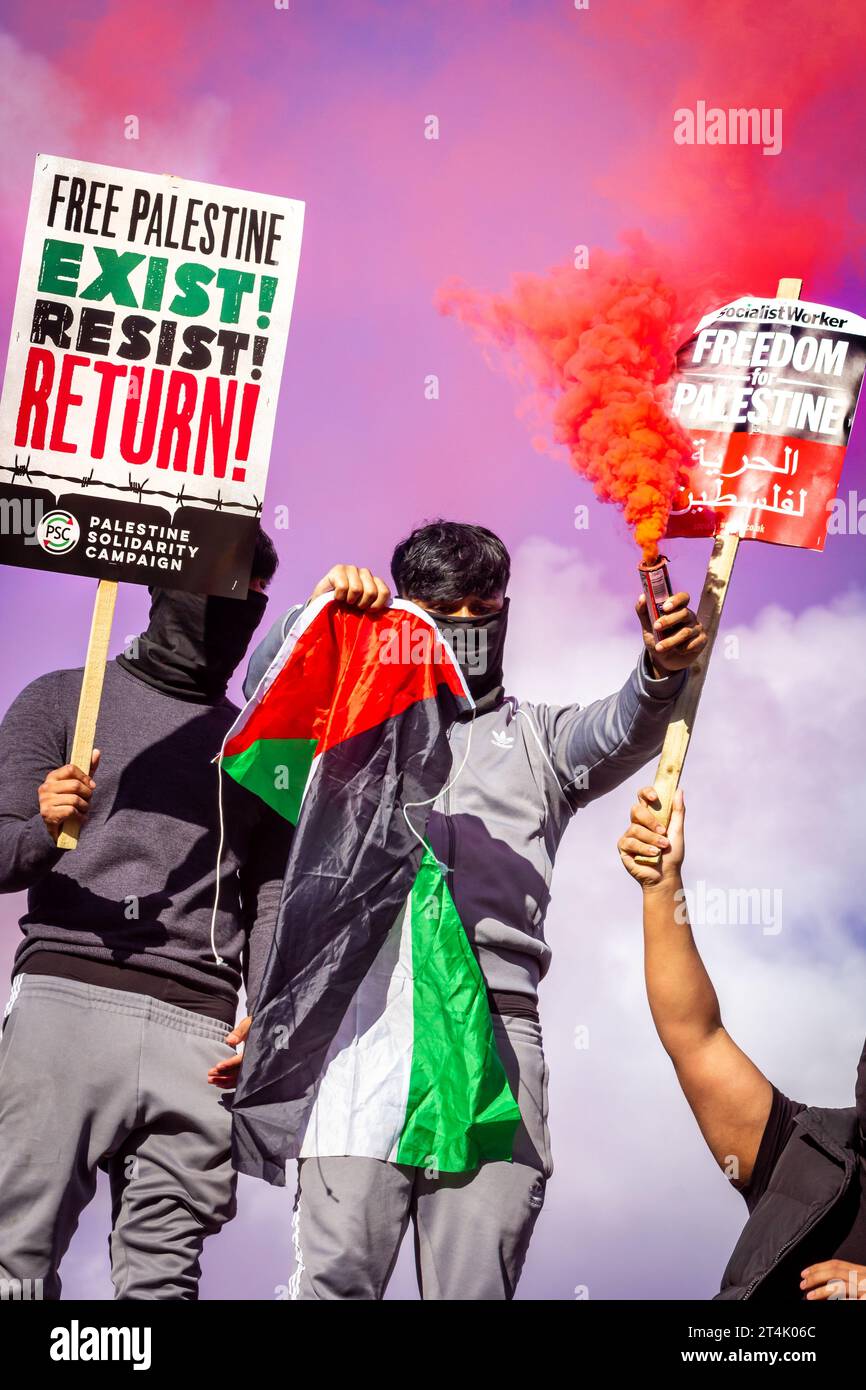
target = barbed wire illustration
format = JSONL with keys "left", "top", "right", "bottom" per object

{"left": 0, "top": 455, "right": 262, "bottom": 515}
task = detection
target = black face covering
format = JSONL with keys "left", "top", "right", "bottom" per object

{"left": 426, "top": 598, "right": 509, "bottom": 711}
{"left": 856, "top": 1037, "right": 866, "bottom": 1142}
{"left": 117, "top": 587, "right": 268, "bottom": 703}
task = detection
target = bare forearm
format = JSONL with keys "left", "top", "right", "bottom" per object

{"left": 642, "top": 872, "right": 723, "bottom": 1057}
{"left": 622, "top": 790, "right": 772, "bottom": 1178}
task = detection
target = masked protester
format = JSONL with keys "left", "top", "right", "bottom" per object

{"left": 0, "top": 528, "right": 290, "bottom": 1301}
{"left": 619, "top": 791, "right": 866, "bottom": 1301}
{"left": 232, "top": 519, "right": 707, "bottom": 1300}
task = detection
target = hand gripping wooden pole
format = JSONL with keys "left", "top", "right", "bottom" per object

{"left": 56, "top": 579, "right": 118, "bottom": 851}
{"left": 636, "top": 277, "right": 803, "bottom": 854}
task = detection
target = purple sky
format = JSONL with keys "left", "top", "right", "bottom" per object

{"left": 1, "top": 0, "right": 865, "bottom": 1300}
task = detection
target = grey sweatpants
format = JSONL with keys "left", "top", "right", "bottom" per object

{"left": 0, "top": 974, "right": 237, "bottom": 1300}
{"left": 292, "top": 1014, "right": 552, "bottom": 1300}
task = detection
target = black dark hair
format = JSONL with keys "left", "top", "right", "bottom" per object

{"left": 391, "top": 520, "right": 510, "bottom": 606}
{"left": 252, "top": 527, "right": 279, "bottom": 587}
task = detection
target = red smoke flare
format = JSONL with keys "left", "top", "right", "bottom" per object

{"left": 439, "top": 246, "right": 709, "bottom": 558}
{"left": 439, "top": 0, "right": 866, "bottom": 558}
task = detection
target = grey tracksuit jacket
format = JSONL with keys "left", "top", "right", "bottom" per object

{"left": 244, "top": 606, "right": 685, "bottom": 1003}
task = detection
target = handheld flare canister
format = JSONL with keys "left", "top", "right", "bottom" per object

{"left": 638, "top": 554, "right": 673, "bottom": 626}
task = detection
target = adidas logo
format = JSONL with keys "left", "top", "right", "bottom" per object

{"left": 491, "top": 730, "right": 514, "bottom": 750}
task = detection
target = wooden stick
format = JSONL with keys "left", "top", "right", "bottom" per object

{"left": 639, "top": 530, "right": 740, "bottom": 835}
{"left": 635, "top": 276, "right": 803, "bottom": 857}
{"left": 56, "top": 580, "right": 118, "bottom": 851}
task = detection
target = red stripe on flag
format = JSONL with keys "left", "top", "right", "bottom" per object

{"left": 224, "top": 603, "right": 467, "bottom": 760}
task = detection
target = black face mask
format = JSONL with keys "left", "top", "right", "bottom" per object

{"left": 117, "top": 587, "right": 268, "bottom": 703}
{"left": 426, "top": 598, "right": 509, "bottom": 710}
{"left": 856, "top": 1037, "right": 866, "bottom": 1142}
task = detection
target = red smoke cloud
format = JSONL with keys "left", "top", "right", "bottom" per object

{"left": 439, "top": 246, "right": 710, "bottom": 558}
{"left": 440, "top": 0, "right": 866, "bottom": 558}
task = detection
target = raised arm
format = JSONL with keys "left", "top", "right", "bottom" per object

{"left": 618, "top": 788, "right": 773, "bottom": 1187}
{"left": 534, "top": 589, "right": 706, "bottom": 807}
{"left": 535, "top": 656, "right": 683, "bottom": 808}
{"left": 243, "top": 565, "right": 392, "bottom": 701}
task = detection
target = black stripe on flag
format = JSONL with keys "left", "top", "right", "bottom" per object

{"left": 229, "top": 685, "right": 465, "bottom": 1186}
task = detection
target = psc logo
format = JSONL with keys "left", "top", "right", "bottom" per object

{"left": 36, "top": 510, "right": 80, "bottom": 555}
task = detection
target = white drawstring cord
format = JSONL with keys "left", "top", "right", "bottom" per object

{"left": 207, "top": 608, "right": 301, "bottom": 969}
{"left": 401, "top": 712, "right": 476, "bottom": 863}
{"left": 208, "top": 731, "right": 231, "bottom": 967}
{"left": 514, "top": 705, "right": 570, "bottom": 802}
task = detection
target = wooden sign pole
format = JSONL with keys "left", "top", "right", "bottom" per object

{"left": 636, "top": 276, "right": 803, "bottom": 855}
{"left": 56, "top": 579, "right": 118, "bottom": 851}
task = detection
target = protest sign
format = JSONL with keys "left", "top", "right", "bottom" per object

{"left": 666, "top": 294, "right": 866, "bottom": 549}
{"left": 0, "top": 155, "right": 304, "bottom": 595}
{"left": 636, "top": 280, "right": 866, "bottom": 864}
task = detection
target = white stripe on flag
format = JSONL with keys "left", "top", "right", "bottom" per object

{"left": 299, "top": 897, "right": 415, "bottom": 1160}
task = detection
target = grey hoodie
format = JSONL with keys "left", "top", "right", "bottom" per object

{"left": 245, "top": 606, "right": 685, "bottom": 1001}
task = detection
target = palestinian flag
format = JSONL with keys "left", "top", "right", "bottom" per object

{"left": 225, "top": 593, "right": 521, "bottom": 1185}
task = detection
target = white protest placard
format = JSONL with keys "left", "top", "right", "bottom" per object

{"left": 0, "top": 155, "right": 304, "bottom": 595}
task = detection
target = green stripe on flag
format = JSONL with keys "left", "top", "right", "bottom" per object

{"left": 223, "top": 737, "right": 317, "bottom": 824}
{"left": 396, "top": 847, "right": 521, "bottom": 1171}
